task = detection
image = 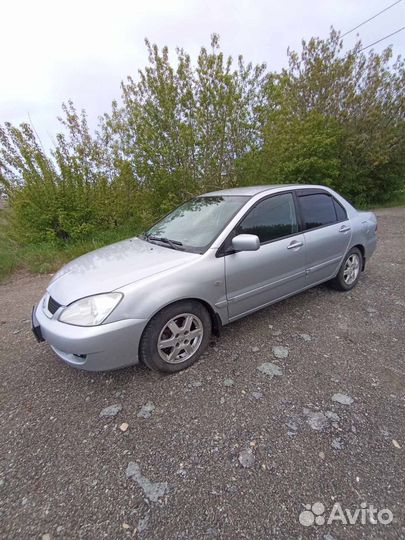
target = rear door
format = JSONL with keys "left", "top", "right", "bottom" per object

{"left": 296, "top": 190, "right": 352, "bottom": 286}
{"left": 223, "top": 192, "right": 307, "bottom": 320}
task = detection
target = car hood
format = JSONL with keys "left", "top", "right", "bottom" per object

{"left": 47, "top": 237, "right": 198, "bottom": 305}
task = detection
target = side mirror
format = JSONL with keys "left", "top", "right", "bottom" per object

{"left": 231, "top": 234, "right": 260, "bottom": 252}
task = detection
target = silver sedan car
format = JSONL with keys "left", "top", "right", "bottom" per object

{"left": 32, "top": 184, "right": 377, "bottom": 373}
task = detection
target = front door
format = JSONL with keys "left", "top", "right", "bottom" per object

{"left": 224, "top": 192, "right": 307, "bottom": 320}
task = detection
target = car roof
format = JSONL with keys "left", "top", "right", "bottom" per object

{"left": 202, "top": 184, "right": 322, "bottom": 197}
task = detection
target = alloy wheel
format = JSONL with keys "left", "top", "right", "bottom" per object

{"left": 343, "top": 253, "right": 360, "bottom": 285}
{"left": 157, "top": 313, "right": 204, "bottom": 364}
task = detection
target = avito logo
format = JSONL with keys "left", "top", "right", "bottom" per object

{"left": 299, "top": 501, "right": 393, "bottom": 527}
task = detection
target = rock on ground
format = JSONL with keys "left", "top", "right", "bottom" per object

{"left": 99, "top": 404, "right": 122, "bottom": 418}
{"left": 272, "top": 346, "right": 289, "bottom": 359}
{"left": 325, "top": 411, "right": 340, "bottom": 422}
{"left": 332, "top": 393, "right": 354, "bottom": 405}
{"left": 238, "top": 448, "right": 255, "bottom": 468}
{"left": 331, "top": 437, "right": 344, "bottom": 450}
{"left": 137, "top": 402, "right": 156, "bottom": 419}
{"left": 303, "top": 409, "right": 329, "bottom": 431}
{"left": 257, "top": 362, "right": 283, "bottom": 378}
{"left": 137, "top": 514, "right": 150, "bottom": 533}
{"left": 125, "top": 462, "right": 168, "bottom": 502}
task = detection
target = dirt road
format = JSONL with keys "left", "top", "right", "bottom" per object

{"left": 0, "top": 207, "right": 404, "bottom": 540}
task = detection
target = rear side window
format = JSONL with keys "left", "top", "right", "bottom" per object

{"left": 299, "top": 193, "right": 337, "bottom": 230}
{"left": 333, "top": 199, "right": 348, "bottom": 222}
{"left": 236, "top": 193, "right": 298, "bottom": 243}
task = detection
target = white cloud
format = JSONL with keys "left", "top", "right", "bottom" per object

{"left": 1, "top": 0, "right": 403, "bottom": 143}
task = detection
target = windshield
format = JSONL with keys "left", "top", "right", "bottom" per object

{"left": 144, "top": 195, "right": 249, "bottom": 253}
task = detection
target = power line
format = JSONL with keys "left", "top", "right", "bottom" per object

{"left": 359, "top": 26, "right": 405, "bottom": 51}
{"left": 341, "top": 0, "right": 403, "bottom": 37}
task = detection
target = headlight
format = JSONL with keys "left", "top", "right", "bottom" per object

{"left": 59, "top": 293, "right": 123, "bottom": 326}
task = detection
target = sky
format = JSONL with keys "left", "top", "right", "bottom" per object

{"left": 1, "top": 0, "right": 404, "bottom": 145}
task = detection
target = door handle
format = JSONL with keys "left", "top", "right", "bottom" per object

{"left": 287, "top": 240, "right": 304, "bottom": 250}
{"left": 339, "top": 225, "right": 351, "bottom": 233}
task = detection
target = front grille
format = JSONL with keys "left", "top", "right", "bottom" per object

{"left": 48, "top": 296, "right": 62, "bottom": 315}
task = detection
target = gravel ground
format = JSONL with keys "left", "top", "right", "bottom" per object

{"left": 0, "top": 207, "right": 404, "bottom": 540}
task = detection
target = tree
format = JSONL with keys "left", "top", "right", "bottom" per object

{"left": 104, "top": 34, "right": 266, "bottom": 215}
{"left": 0, "top": 31, "right": 403, "bottom": 248}
{"left": 256, "top": 29, "right": 405, "bottom": 204}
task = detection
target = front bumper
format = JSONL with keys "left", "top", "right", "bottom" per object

{"left": 32, "top": 305, "right": 45, "bottom": 343}
{"left": 33, "top": 299, "right": 148, "bottom": 371}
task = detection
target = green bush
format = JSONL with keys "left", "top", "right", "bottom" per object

{"left": 0, "top": 31, "right": 403, "bottom": 254}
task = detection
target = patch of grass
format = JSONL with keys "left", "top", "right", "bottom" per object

{"left": 0, "top": 210, "right": 140, "bottom": 282}
{"left": 0, "top": 190, "right": 403, "bottom": 283}
{"left": 0, "top": 208, "right": 17, "bottom": 280}
{"left": 356, "top": 191, "right": 404, "bottom": 210}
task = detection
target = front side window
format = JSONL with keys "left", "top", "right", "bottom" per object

{"left": 145, "top": 196, "right": 249, "bottom": 253}
{"left": 236, "top": 193, "right": 298, "bottom": 244}
{"left": 299, "top": 193, "right": 337, "bottom": 230}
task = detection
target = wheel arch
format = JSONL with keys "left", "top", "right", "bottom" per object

{"left": 189, "top": 298, "right": 222, "bottom": 336}
{"left": 140, "top": 297, "right": 222, "bottom": 341}
{"left": 350, "top": 244, "right": 366, "bottom": 270}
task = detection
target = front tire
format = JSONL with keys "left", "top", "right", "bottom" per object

{"left": 329, "top": 247, "right": 363, "bottom": 291}
{"left": 139, "top": 301, "right": 212, "bottom": 373}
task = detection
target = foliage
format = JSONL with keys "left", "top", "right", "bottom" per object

{"left": 103, "top": 35, "right": 266, "bottom": 216}
{"left": 251, "top": 29, "right": 405, "bottom": 205}
{"left": 0, "top": 207, "right": 137, "bottom": 281}
{"left": 0, "top": 30, "right": 404, "bottom": 255}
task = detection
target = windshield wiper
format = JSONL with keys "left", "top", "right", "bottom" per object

{"left": 146, "top": 235, "right": 184, "bottom": 251}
